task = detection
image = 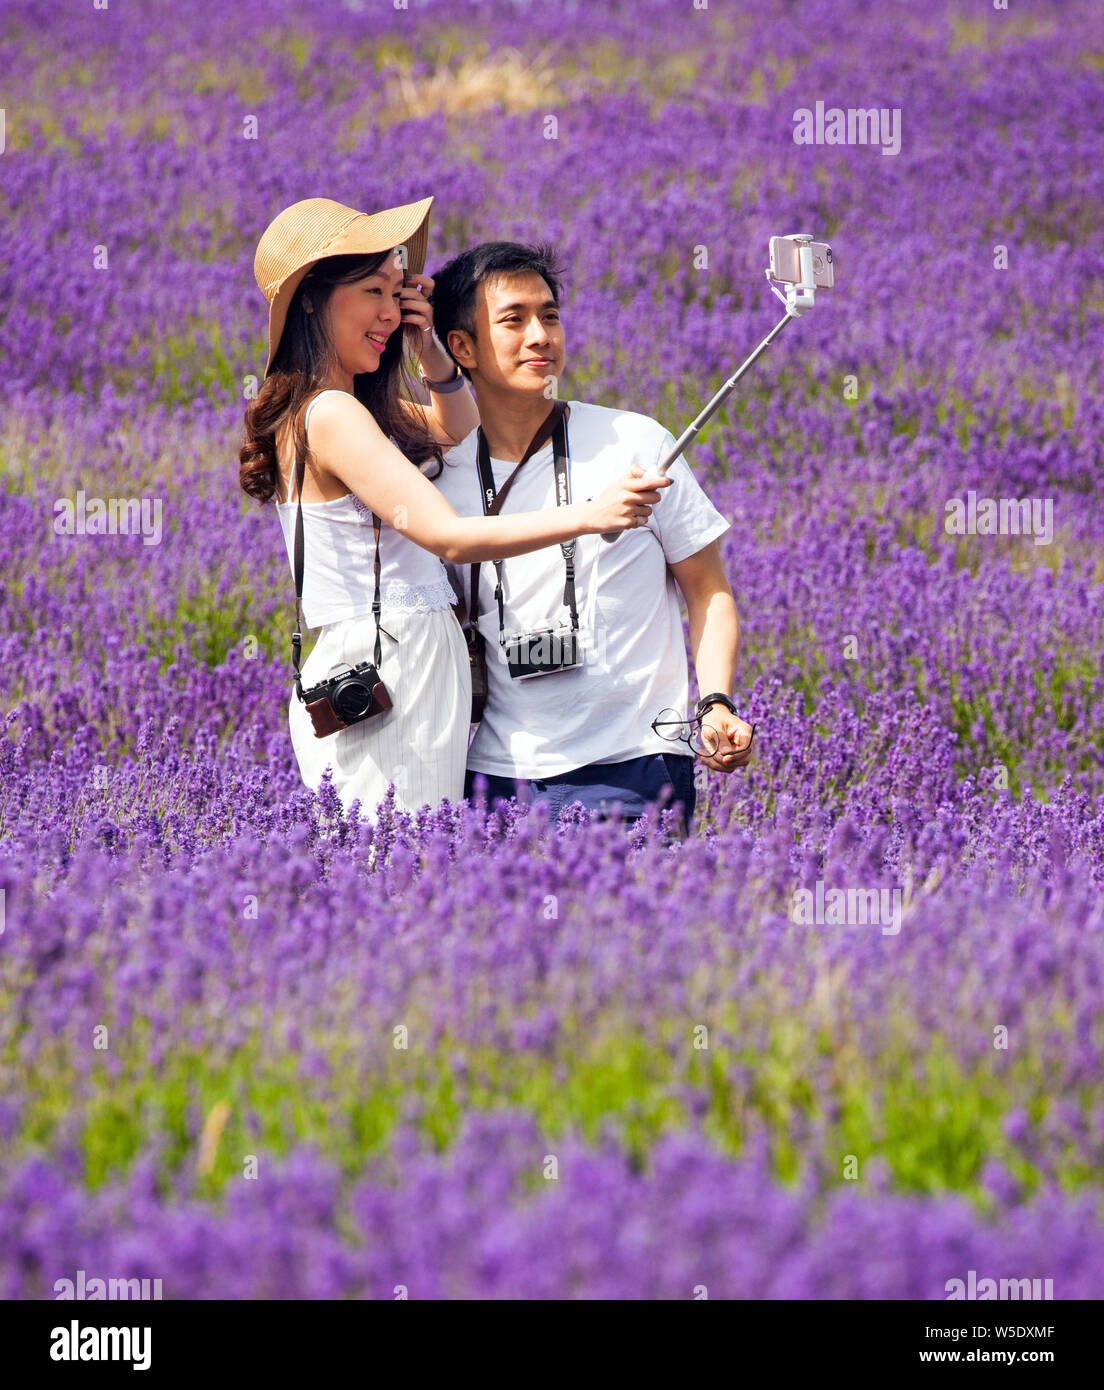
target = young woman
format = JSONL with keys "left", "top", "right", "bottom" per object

{"left": 239, "top": 196, "right": 667, "bottom": 819}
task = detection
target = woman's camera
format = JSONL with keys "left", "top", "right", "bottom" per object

{"left": 300, "top": 661, "right": 392, "bottom": 738}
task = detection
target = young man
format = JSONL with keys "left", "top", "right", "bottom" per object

{"left": 430, "top": 242, "right": 753, "bottom": 834}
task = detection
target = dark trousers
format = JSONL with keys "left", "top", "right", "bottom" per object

{"left": 464, "top": 752, "right": 697, "bottom": 835}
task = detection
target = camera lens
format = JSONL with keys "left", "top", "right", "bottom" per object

{"left": 332, "top": 676, "right": 372, "bottom": 720}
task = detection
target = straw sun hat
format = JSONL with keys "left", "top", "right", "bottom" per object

{"left": 253, "top": 195, "right": 434, "bottom": 376}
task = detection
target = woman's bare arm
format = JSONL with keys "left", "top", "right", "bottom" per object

{"left": 308, "top": 390, "right": 670, "bottom": 565}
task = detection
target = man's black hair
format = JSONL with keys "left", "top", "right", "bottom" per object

{"left": 430, "top": 242, "right": 564, "bottom": 380}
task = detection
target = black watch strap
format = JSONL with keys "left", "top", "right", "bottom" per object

{"left": 696, "top": 691, "right": 739, "bottom": 718}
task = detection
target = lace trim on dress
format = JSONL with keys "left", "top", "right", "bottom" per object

{"left": 380, "top": 577, "right": 457, "bottom": 613}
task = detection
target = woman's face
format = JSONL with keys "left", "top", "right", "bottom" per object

{"left": 324, "top": 254, "right": 404, "bottom": 376}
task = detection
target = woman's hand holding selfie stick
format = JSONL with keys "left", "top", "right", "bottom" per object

{"left": 585, "top": 470, "right": 672, "bottom": 534}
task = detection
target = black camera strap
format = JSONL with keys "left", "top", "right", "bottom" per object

{"left": 472, "top": 401, "right": 579, "bottom": 649}
{"left": 291, "top": 430, "right": 382, "bottom": 702}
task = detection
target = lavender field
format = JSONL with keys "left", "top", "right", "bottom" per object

{"left": 2, "top": 0, "right": 1103, "bottom": 1300}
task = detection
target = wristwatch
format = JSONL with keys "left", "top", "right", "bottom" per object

{"left": 420, "top": 361, "right": 467, "bottom": 393}
{"left": 695, "top": 692, "right": 740, "bottom": 719}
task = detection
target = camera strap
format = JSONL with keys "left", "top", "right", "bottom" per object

{"left": 472, "top": 400, "right": 578, "bottom": 649}
{"left": 291, "top": 431, "right": 383, "bottom": 702}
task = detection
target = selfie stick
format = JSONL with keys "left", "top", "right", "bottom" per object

{"left": 601, "top": 233, "right": 825, "bottom": 542}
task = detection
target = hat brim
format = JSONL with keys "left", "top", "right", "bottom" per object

{"left": 263, "top": 195, "right": 433, "bottom": 378}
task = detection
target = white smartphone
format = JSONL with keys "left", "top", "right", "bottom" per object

{"left": 769, "top": 236, "right": 834, "bottom": 288}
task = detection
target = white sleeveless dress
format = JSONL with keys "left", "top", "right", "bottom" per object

{"left": 274, "top": 389, "right": 471, "bottom": 820}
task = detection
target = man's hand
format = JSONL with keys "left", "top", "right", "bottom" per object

{"left": 696, "top": 708, "right": 754, "bottom": 772}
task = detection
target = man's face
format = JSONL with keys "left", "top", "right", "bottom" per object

{"left": 464, "top": 271, "right": 566, "bottom": 394}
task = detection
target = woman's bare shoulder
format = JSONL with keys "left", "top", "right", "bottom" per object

{"left": 308, "top": 389, "right": 383, "bottom": 446}
{"left": 275, "top": 391, "right": 374, "bottom": 503}
{"left": 307, "top": 388, "right": 376, "bottom": 429}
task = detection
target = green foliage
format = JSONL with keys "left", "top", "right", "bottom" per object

{"left": 8, "top": 1002, "right": 1091, "bottom": 1212}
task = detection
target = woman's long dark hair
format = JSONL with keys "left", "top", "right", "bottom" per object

{"left": 239, "top": 250, "right": 444, "bottom": 504}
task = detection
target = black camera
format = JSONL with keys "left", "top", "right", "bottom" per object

{"left": 504, "top": 624, "right": 583, "bottom": 681}
{"left": 300, "top": 661, "right": 392, "bottom": 738}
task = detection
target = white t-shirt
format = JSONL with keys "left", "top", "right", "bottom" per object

{"left": 433, "top": 400, "right": 731, "bottom": 778}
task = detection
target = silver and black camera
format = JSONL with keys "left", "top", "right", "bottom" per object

{"left": 300, "top": 660, "right": 392, "bottom": 738}
{"left": 503, "top": 623, "right": 583, "bottom": 680}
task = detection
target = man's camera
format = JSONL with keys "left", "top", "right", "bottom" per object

{"left": 504, "top": 624, "right": 583, "bottom": 681}
{"left": 300, "top": 661, "right": 392, "bottom": 738}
